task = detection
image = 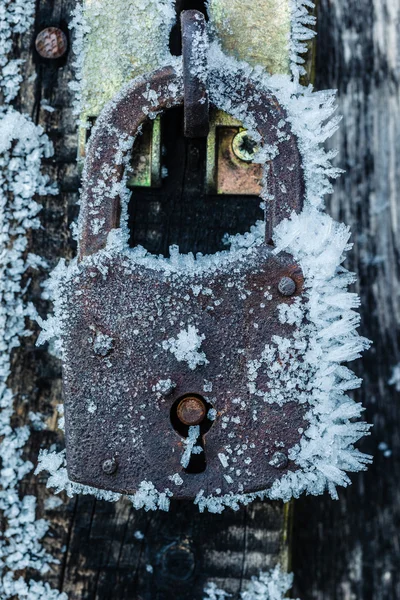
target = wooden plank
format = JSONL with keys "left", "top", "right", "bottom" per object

{"left": 292, "top": 1, "right": 400, "bottom": 598}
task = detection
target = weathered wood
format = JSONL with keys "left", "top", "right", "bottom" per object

{"left": 292, "top": 1, "right": 400, "bottom": 599}
{"left": 6, "top": 0, "right": 400, "bottom": 598}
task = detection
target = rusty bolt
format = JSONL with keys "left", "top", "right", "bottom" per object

{"left": 35, "top": 27, "right": 68, "bottom": 59}
{"left": 177, "top": 396, "right": 206, "bottom": 426}
{"left": 278, "top": 276, "right": 296, "bottom": 296}
{"left": 268, "top": 451, "right": 288, "bottom": 469}
{"left": 102, "top": 458, "right": 118, "bottom": 475}
{"left": 232, "top": 130, "right": 259, "bottom": 162}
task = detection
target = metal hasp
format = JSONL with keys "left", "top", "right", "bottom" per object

{"left": 181, "top": 10, "right": 209, "bottom": 138}
{"left": 63, "top": 63, "right": 307, "bottom": 499}
{"left": 77, "top": 0, "right": 301, "bottom": 190}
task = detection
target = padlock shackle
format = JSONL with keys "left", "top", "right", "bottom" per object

{"left": 79, "top": 65, "right": 304, "bottom": 259}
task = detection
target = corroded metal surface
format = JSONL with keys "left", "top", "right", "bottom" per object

{"left": 216, "top": 125, "right": 263, "bottom": 195}
{"left": 181, "top": 10, "right": 209, "bottom": 138}
{"left": 79, "top": 67, "right": 304, "bottom": 257}
{"left": 64, "top": 250, "right": 306, "bottom": 498}
{"left": 177, "top": 396, "right": 207, "bottom": 426}
{"left": 66, "top": 64, "right": 307, "bottom": 498}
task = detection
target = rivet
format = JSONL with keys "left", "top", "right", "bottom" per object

{"left": 278, "top": 276, "right": 296, "bottom": 296}
{"left": 35, "top": 27, "right": 68, "bottom": 59}
{"left": 102, "top": 458, "right": 118, "bottom": 475}
{"left": 177, "top": 396, "right": 206, "bottom": 426}
{"left": 158, "top": 380, "right": 176, "bottom": 397}
{"left": 232, "top": 130, "right": 259, "bottom": 162}
{"left": 269, "top": 451, "right": 288, "bottom": 469}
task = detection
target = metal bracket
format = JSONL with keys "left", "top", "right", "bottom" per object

{"left": 206, "top": 110, "right": 263, "bottom": 195}
{"left": 77, "top": 0, "right": 309, "bottom": 191}
{"left": 181, "top": 10, "right": 209, "bottom": 138}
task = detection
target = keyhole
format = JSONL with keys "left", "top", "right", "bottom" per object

{"left": 170, "top": 393, "right": 215, "bottom": 474}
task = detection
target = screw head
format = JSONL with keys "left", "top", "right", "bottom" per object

{"left": 278, "top": 276, "right": 296, "bottom": 296}
{"left": 35, "top": 27, "right": 68, "bottom": 59}
{"left": 102, "top": 458, "right": 117, "bottom": 475}
{"left": 268, "top": 451, "right": 288, "bottom": 470}
{"left": 177, "top": 396, "right": 206, "bottom": 426}
{"left": 232, "top": 130, "right": 259, "bottom": 162}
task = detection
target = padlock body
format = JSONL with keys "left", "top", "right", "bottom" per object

{"left": 62, "top": 245, "right": 307, "bottom": 499}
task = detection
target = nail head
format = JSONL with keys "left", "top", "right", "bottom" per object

{"left": 269, "top": 451, "right": 288, "bottom": 469}
{"left": 102, "top": 458, "right": 118, "bottom": 475}
{"left": 35, "top": 27, "right": 68, "bottom": 59}
{"left": 278, "top": 276, "right": 296, "bottom": 296}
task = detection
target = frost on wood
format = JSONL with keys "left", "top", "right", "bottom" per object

{"left": 0, "top": 0, "right": 35, "bottom": 102}
{"left": 204, "top": 565, "right": 299, "bottom": 600}
{"left": 0, "top": 1, "right": 66, "bottom": 597}
{"left": 0, "top": 109, "right": 61, "bottom": 597}
{"left": 36, "top": 0, "right": 371, "bottom": 514}
{"left": 0, "top": 111, "right": 62, "bottom": 597}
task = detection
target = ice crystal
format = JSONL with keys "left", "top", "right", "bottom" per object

{"left": 204, "top": 565, "right": 299, "bottom": 600}
{"left": 0, "top": 3, "right": 66, "bottom": 597}
{"left": 162, "top": 325, "right": 209, "bottom": 370}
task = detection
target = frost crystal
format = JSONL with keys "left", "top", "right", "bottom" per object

{"left": 92, "top": 331, "right": 114, "bottom": 356}
{"left": 133, "top": 530, "right": 144, "bottom": 540}
{"left": 181, "top": 425, "right": 202, "bottom": 468}
{"left": 290, "top": 0, "right": 316, "bottom": 81}
{"left": 203, "top": 582, "right": 231, "bottom": 599}
{"left": 204, "top": 565, "right": 298, "bottom": 600}
{"left": 0, "top": 2, "right": 64, "bottom": 595}
{"left": 162, "top": 325, "right": 209, "bottom": 370}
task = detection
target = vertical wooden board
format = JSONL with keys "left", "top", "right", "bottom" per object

{"left": 292, "top": 1, "right": 400, "bottom": 599}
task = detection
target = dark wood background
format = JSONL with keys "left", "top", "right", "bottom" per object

{"left": 8, "top": 0, "right": 400, "bottom": 598}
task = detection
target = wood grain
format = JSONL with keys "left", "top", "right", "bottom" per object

{"left": 292, "top": 1, "right": 400, "bottom": 599}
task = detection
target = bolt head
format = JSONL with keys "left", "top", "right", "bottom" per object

{"left": 232, "top": 130, "right": 259, "bottom": 162}
{"left": 268, "top": 451, "right": 288, "bottom": 470}
{"left": 278, "top": 276, "right": 296, "bottom": 296}
{"left": 35, "top": 27, "right": 68, "bottom": 59}
{"left": 102, "top": 458, "right": 118, "bottom": 475}
{"left": 177, "top": 396, "right": 206, "bottom": 426}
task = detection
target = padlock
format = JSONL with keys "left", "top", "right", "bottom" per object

{"left": 59, "top": 15, "right": 311, "bottom": 500}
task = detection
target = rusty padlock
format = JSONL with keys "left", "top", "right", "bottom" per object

{"left": 62, "top": 13, "right": 308, "bottom": 500}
